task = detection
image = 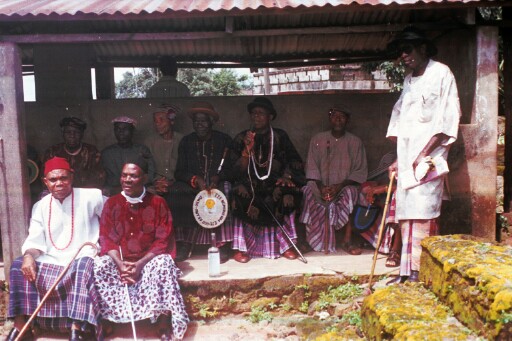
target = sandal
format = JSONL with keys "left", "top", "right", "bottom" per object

{"left": 386, "top": 250, "right": 401, "bottom": 268}
{"left": 341, "top": 243, "right": 362, "bottom": 255}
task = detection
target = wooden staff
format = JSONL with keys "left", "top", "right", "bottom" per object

{"left": 323, "top": 140, "right": 331, "bottom": 254}
{"left": 367, "top": 171, "right": 396, "bottom": 292}
{"left": 119, "top": 247, "right": 138, "bottom": 341}
{"left": 16, "top": 242, "right": 99, "bottom": 341}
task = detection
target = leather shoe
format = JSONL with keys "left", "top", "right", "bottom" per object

{"left": 69, "top": 329, "right": 83, "bottom": 341}
{"left": 174, "top": 242, "right": 191, "bottom": 262}
{"left": 6, "top": 328, "right": 32, "bottom": 341}
{"left": 407, "top": 270, "right": 420, "bottom": 283}
{"left": 233, "top": 251, "right": 251, "bottom": 263}
{"left": 282, "top": 249, "right": 298, "bottom": 260}
{"left": 7, "top": 328, "right": 20, "bottom": 341}
{"left": 386, "top": 275, "right": 407, "bottom": 285}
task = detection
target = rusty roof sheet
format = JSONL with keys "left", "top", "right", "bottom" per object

{"left": 0, "top": 0, "right": 490, "bottom": 17}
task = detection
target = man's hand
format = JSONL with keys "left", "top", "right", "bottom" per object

{"left": 388, "top": 160, "right": 398, "bottom": 180}
{"left": 235, "top": 184, "right": 250, "bottom": 198}
{"left": 244, "top": 131, "right": 256, "bottom": 152}
{"left": 195, "top": 177, "right": 207, "bottom": 191}
{"left": 119, "top": 260, "right": 143, "bottom": 284}
{"left": 154, "top": 177, "right": 171, "bottom": 193}
{"left": 21, "top": 254, "right": 37, "bottom": 282}
{"left": 275, "top": 177, "right": 295, "bottom": 187}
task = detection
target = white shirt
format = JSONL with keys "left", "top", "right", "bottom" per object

{"left": 386, "top": 60, "right": 461, "bottom": 220}
{"left": 22, "top": 188, "right": 105, "bottom": 266}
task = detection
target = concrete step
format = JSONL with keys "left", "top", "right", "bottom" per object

{"left": 361, "top": 282, "right": 479, "bottom": 340}
{"left": 420, "top": 234, "right": 512, "bottom": 340}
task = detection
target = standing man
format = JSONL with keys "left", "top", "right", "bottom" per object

{"left": 300, "top": 105, "right": 367, "bottom": 254}
{"left": 146, "top": 56, "right": 191, "bottom": 98}
{"left": 172, "top": 101, "right": 233, "bottom": 262}
{"left": 94, "top": 158, "right": 189, "bottom": 341}
{"left": 101, "top": 116, "right": 155, "bottom": 196}
{"left": 145, "top": 105, "right": 184, "bottom": 197}
{"left": 43, "top": 117, "right": 105, "bottom": 189}
{"left": 230, "top": 97, "right": 306, "bottom": 262}
{"left": 386, "top": 27, "right": 460, "bottom": 283}
{"left": 7, "top": 157, "right": 104, "bottom": 341}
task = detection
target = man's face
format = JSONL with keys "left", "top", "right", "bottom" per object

{"left": 62, "top": 126, "right": 83, "bottom": 149}
{"left": 114, "top": 123, "right": 134, "bottom": 145}
{"left": 120, "top": 163, "right": 146, "bottom": 197}
{"left": 329, "top": 110, "right": 349, "bottom": 132}
{"left": 398, "top": 42, "right": 426, "bottom": 70}
{"left": 43, "top": 169, "right": 74, "bottom": 201}
{"left": 153, "top": 112, "right": 173, "bottom": 136}
{"left": 249, "top": 106, "right": 271, "bottom": 130}
{"left": 192, "top": 113, "right": 213, "bottom": 139}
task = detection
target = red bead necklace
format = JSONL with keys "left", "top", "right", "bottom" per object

{"left": 48, "top": 190, "right": 74, "bottom": 250}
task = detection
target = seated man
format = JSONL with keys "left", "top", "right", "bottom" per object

{"left": 94, "top": 158, "right": 189, "bottom": 341}
{"left": 145, "top": 105, "right": 184, "bottom": 197}
{"left": 43, "top": 116, "right": 105, "bottom": 189}
{"left": 230, "top": 97, "right": 306, "bottom": 263}
{"left": 7, "top": 157, "right": 104, "bottom": 341}
{"left": 358, "top": 151, "right": 401, "bottom": 268}
{"left": 171, "top": 101, "right": 233, "bottom": 262}
{"left": 101, "top": 116, "right": 155, "bottom": 196}
{"left": 300, "top": 105, "right": 368, "bottom": 254}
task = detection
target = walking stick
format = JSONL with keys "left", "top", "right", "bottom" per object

{"left": 119, "top": 247, "right": 138, "bottom": 341}
{"left": 15, "top": 242, "right": 99, "bottom": 341}
{"left": 261, "top": 201, "right": 307, "bottom": 264}
{"left": 367, "top": 171, "right": 396, "bottom": 292}
{"left": 323, "top": 140, "right": 331, "bottom": 254}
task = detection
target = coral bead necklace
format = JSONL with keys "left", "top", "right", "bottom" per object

{"left": 47, "top": 190, "right": 74, "bottom": 250}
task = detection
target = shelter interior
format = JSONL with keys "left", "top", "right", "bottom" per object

{"left": 0, "top": 1, "right": 507, "bottom": 277}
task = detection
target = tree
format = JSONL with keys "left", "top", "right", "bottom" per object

{"left": 115, "top": 67, "right": 253, "bottom": 98}
{"left": 115, "top": 68, "right": 158, "bottom": 99}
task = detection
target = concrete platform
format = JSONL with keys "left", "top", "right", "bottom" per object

{"left": 2, "top": 249, "right": 398, "bottom": 340}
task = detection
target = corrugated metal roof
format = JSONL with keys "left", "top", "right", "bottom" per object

{"left": 0, "top": 0, "right": 489, "bottom": 17}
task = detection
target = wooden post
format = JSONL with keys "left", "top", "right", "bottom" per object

{"left": 0, "top": 42, "right": 31, "bottom": 281}
{"left": 503, "top": 8, "right": 512, "bottom": 212}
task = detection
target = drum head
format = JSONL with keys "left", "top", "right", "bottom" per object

{"left": 192, "top": 189, "right": 229, "bottom": 228}
{"left": 27, "top": 159, "right": 39, "bottom": 184}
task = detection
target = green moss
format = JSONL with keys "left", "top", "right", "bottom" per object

{"left": 422, "top": 234, "right": 512, "bottom": 337}
{"left": 361, "top": 283, "right": 477, "bottom": 340}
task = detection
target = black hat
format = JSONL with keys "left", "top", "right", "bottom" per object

{"left": 59, "top": 117, "right": 87, "bottom": 131}
{"left": 124, "top": 155, "right": 149, "bottom": 174}
{"left": 387, "top": 26, "right": 438, "bottom": 58}
{"left": 247, "top": 97, "right": 277, "bottom": 120}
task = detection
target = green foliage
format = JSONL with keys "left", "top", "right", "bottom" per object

{"left": 299, "top": 301, "right": 309, "bottom": 313}
{"left": 196, "top": 303, "right": 218, "bottom": 319}
{"left": 499, "top": 312, "right": 512, "bottom": 324}
{"left": 115, "top": 67, "right": 253, "bottom": 98}
{"left": 341, "top": 310, "right": 362, "bottom": 328}
{"left": 280, "top": 303, "right": 292, "bottom": 312}
{"left": 248, "top": 305, "right": 273, "bottom": 323}
{"left": 498, "top": 214, "right": 509, "bottom": 234}
{"left": 115, "top": 68, "right": 158, "bottom": 98}
{"left": 316, "top": 284, "right": 364, "bottom": 311}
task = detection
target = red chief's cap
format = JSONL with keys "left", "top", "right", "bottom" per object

{"left": 44, "top": 157, "right": 74, "bottom": 176}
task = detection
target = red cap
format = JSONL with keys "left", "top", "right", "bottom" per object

{"left": 44, "top": 157, "right": 74, "bottom": 176}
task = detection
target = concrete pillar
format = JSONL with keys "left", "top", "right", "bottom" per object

{"left": 0, "top": 42, "right": 31, "bottom": 280}
{"left": 469, "top": 27, "right": 498, "bottom": 239}
{"left": 34, "top": 44, "right": 92, "bottom": 101}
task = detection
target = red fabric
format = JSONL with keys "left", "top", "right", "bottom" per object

{"left": 44, "top": 156, "right": 74, "bottom": 175}
{"left": 99, "top": 193, "right": 176, "bottom": 261}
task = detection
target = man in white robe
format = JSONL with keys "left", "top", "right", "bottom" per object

{"left": 386, "top": 27, "right": 461, "bottom": 283}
